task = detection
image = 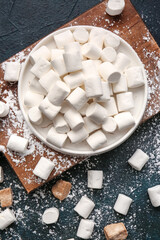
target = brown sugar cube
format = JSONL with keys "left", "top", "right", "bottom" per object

{"left": 104, "top": 222, "right": 128, "bottom": 240}
{"left": 52, "top": 179, "right": 72, "bottom": 201}
{"left": 0, "top": 187, "right": 13, "bottom": 207}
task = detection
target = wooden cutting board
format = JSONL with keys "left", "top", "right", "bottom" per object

{"left": 0, "top": 0, "right": 159, "bottom": 193}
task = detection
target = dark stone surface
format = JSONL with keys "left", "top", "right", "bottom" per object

{"left": 0, "top": 1, "right": 160, "bottom": 239}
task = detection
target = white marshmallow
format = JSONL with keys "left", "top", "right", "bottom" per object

{"left": 84, "top": 75, "right": 103, "bottom": 98}
{"left": 96, "top": 81, "right": 110, "bottom": 102}
{"left": 29, "top": 77, "right": 47, "bottom": 95}
{"left": 39, "top": 70, "right": 61, "bottom": 92}
{"left": 63, "top": 51, "right": 82, "bottom": 73}
{"left": 89, "top": 28, "right": 105, "bottom": 49}
{"left": 101, "top": 47, "right": 117, "bottom": 62}
{"left": 106, "top": 0, "right": 125, "bottom": 16}
{"left": 47, "top": 81, "right": 70, "bottom": 106}
{"left": 116, "top": 92, "right": 134, "bottom": 112}
{"left": 39, "top": 97, "right": 61, "bottom": 120}
{"left": 82, "top": 60, "right": 99, "bottom": 77}
{"left": 51, "top": 49, "right": 64, "bottom": 61}
{"left": 64, "top": 42, "right": 81, "bottom": 53}
{"left": 51, "top": 56, "right": 68, "bottom": 76}
{"left": 77, "top": 219, "right": 95, "bottom": 239}
{"left": 0, "top": 166, "right": 4, "bottom": 183}
{"left": 86, "top": 130, "right": 107, "bottom": 150}
{"left": 7, "top": 135, "right": 28, "bottom": 153}
{"left": 30, "top": 58, "right": 51, "bottom": 78}
{"left": 84, "top": 117, "right": 100, "bottom": 134}
{"left": 126, "top": 66, "right": 145, "bottom": 88}
{"left": 88, "top": 170, "right": 103, "bottom": 189}
{"left": 109, "top": 83, "right": 113, "bottom": 96}
{"left": 104, "top": 32, "right": 120, "bottom": 49}
{"left": 0, "top": 101, "right": 9, "bottom": 117}
{"left": 46, "top": 127, "right": 67, "bottom": 148}
{"left": 42, "top": 207, "right": 59, "bottom": 224}
{"left": 79, "top": 103, "right": 89, "bottom": 116}
{"left": 24, "top": 91, "right": 44, "bottom": 107}
{"left": 74, "top": 196, "right": 95, "bottom": 218}
{"left": 102, "top": 117, "right": 117, "bottom": 133}
{"left": 4, "top": 62, "right": 21, "bottom": 82}
{"left": 128, "top": 149, "right": 149, "bottom": 171}
{"left": 60, "top": 101, "right": 74, "bottom": 114}
{"left": 73, "top": 27, "right": 89, "bottom": 43}
{"left": 30, "top": 46, "right": 51, "bottom": 64}
{"left": 99, "top": 62, "right": 121, "bottom": 83}
{"left": 28, "top": 106, "right": 43, "bottom": 125}
{"left": 94, "top": 60, "right": 102, "bottom": 71}
{"left": 102, "top": 97, "right": 118, "bottom": 117}
{"left": 114, "top": 112, "right": 135, "bottom": 130}
{"left": 114, "top": 194, "right": 133, "bottom": 215}
{"left": 53, "top": 114, "right": 70, "bottom": 134}
{"left": 114, "top": 52, "right": 130, "bottom": 72}
{"left": 82, "top": 43, "right": 101, "bottom": 60}
{"left": 113, "top": 74, "right": 128, "bottom": 93}
{"left": 86, "top": 102, "right": 107, "bottom": 125}
{"left": 64, "top": 108, "right": 84, "bottom": 130}
{"left": 63, "top": 71, "right": 84, "bottom": 89}
{"left": 68, "top": 126, "right": 89, "bottom": 144}
{"left": 66, "top": 87, "right": 88, "bottom": 111}
{"left": 0, "top": 208, "right": 16, "bottom": 230}
{"left": 148, "top": 185, "right": 160, "bottom": 207}
{"left": 33, "top": 157, "right": 55, "bottom": 180}
{"left": 54, "top": 30, "right": 74, "bottom": 49}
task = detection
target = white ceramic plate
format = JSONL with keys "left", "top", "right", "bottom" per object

{"left": 18, "top": 26, "right": 148, "bottom": 156}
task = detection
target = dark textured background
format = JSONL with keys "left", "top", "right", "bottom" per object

{"left": 0, "top": 1, "right": 160, "bottom": 239}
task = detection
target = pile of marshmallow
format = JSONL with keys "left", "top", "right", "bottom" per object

{"left": 22, "top": 27, "right": 145, "bottom": 151}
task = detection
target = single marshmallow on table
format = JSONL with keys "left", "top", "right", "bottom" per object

{"left": 66, "top": 87, "right": 88, "bottom": 111}
{"left": 53, "top": 114, "right": 70, "bottom": 134}
{"left": 4, "top": 62, "right": 21, "bottom": 82}
{"left": 29, "top": 46, "right": 51, "bottom": 64}
{"left": 64, "top": 108, "right": 84, "bottom": 130}
{"left": 77, "top": 219, "right": 95, "bottom": 240}
{"left": 73, "top": 27, "right": 89, "bottom": 43}
{"left": 88, "top": 170, "right": 103, "bottom": 189}
{"left": 7, "top": 135, "right": 28, "bottom": 153}
{"left": 104, "top": 32, "right": 120, "bottom": 49}
{"left": 63, "top": 51, "right": 82, "bottom": 73}
{"left": 79, "top": 103, "right": 89, "bottom": 116}
{"left": 24, "top": 91, "right": 44, "bottom": 107}
{"left": 82, "top": 43, "right": 102, "bottom": 60}
{"left": 0, "top": 208, "right": 16, "bottom": 230}
{"left": 86, "top": 130, "right": 107, "bottom": 150}
{"left": 84, "top": 117, "right": 100, "bottom": 134}
{"left": 96, "top": 81, "right": 110, "bottom": 102}
{"left": 29, "top": 77, "right": 47, "bottom": 95}
{"left": 113, "top": 74, "right": 128, "bottom": 93}
{"left": 0, "top": 101, "right": 9, "bottom": 117}
{"left": 33, "top": 157, "right": 55, "bottom": 180}
{"left": 148, "top": 185, "right": 160, "bottom": 207}
{"left": 47, "top": 81, "right": 70, "bottom": 106}
{"left": 84, "top": 75, "right": 103, "bottom": 98}
{"left": 39, "top": 69, "right": 61, "bottom": 92}
{"left": 114, "top": 194, "right": 133, "bottom": 215}
{"left": 42, "top": 207, "right": 59, "bottom": 224}
{"left": 114, "top": 52, "right": 130, "bottom": 72}
{"left": 101, "top": 47, "right": 117, "bottom": 62}
{"left": 86, "top": 102, "right": 107, "bottom": 125}
{"left": 68, "top": 126, "right": 89, "bottom": 144}
{"left": 30, "top": 58, "right": 51, "bottom": 79}
{"left": 74, "top": 195, "right": 95, "bottom": 218}
{"left": 102, "top": 117, "right": 117, "bottom": 133}
{"left": 51, "top": 49, "right": 64, "bottom": 61}
{"left": 82, "top": 60, "right": 99, "bottom": 78}
{"left": 89, "top": 28, "right": 105, "bottom": 49}
{"left": 39, "top": 97, "right": 61, "bottom": 120}
{"left": 102, "top": 97, "right": 118, "bottom": 117}
{"left": 126, "top": 66, "right": 145, "bottom": 88}
{"left": 0, "top": 166, "right": 4, "bottom": 183}
{"left": 128, "top": 149, "right": 149, "bottom": 171}
{"left": 63, "top": 71, "right": 84, "bottom": 89}
{"left": 99, "top": 62, "right": 121, "bottom": 83}
{"left": 46, "top": 127, "right": 67, "bottom": 148}
{"left": 51, "top": 55, "right": 68, "bottom": 76}
{"left": 114, "top": 112, "right": 135, "bottom": 131}
{"left": 53, "top": 30, "right": 74, "bottom": 49}
{"left": 106, "top": 0, "right": 125, "bottom": 16}
{"left": 116, "top": 92, "right": 134, "bottom": 112}
{"left": 28, "top": 106, "right": 43, "bottom": 125}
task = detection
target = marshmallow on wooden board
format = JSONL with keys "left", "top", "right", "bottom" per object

{"left": 53, "top": 30, "right": 74, "bottom": 49}
{"left": 74, "top": 195, "right": 95, "bottom": 218}
{"left": 51, "top": 49, "right": 64, "bottom": 61}
{"left": 53, "top": 114, "right": 70, "bottom": 134}
{"left": 33, "top": 157, "right": 55, "bottom": 180}
{"left": 7, "top": 135, "right": 28, "bottom": 153}
{"left": 128, "top": 149, "right": 149, "bottom": 171}
{"left": 0, "top": 101, "right": 9, "bottom": 117}
{"left": 29, "top": 77, "right": 47, "bottom": 95}
{"left": 63, "top": 71, "right": 84, "bottom": 89}
{"left": 66, "top": 87, "right": 88, "bottom": 111}
{"left": 114, "top": 194, "right": 133, "bottom": 215}
{"left": 101, "top": 97, "right": 118, "bottom": 117}
{"left": 30, "top": 58, "right": 51, "bottom": 79}
{"left": 4, "top": 62, "right": 21, "bottom": 82}
{"left": 28, "top": 106, "right": 43, "bottom": 125}
{"left": 0, "top": 188, "right": 13, "bottom": 207}
{"left": 106, "top": 0, "right": 125, "bottom": 16}
{"left": 89, "top": 28, "right": 105, "bottom": 49}
{"left": 0, "top": 208, "right": 16, "bottom": 230}
{"left": 30, "top": 46, "right": 51, "bottom": 64}
{"left": 126, "top": 66, "right": 145, "bottom": 88}
{"left": 104, "top": 32, "right": 120, "bottom": 49}
{"left": 47, "top": 81, "right": 70, "bottom": 106}
{"left": 88, "top": 170, "right": 103, "bottom": 189}
{"left": 64, "top": 108, "right": 84, "bottom": 130}
{"left": 96, "top": 81, "right": 110, "bottom": 102}
{"left": 102, "top": 117, "right": 117, "bottom": 133}
{"left": 84, "top": 117, "right": 100, "bottom": 134}
{"left": 63, "top": 51, "right": 82, "bottom": 73}
{"left": 0, "top": 166, "right": 4, "bottom": 183}
{"left": 24, "top": 91, "right": 44, "bottom": 107}
{"left": 104, "top": 222, "right": 128, "bottom": 240}
{"left": 86, "top": 130, "right": 107, "bottom": 150}
{"left": 68, "top": 126, "right": 89, "bottom": 144}
{"left": 114, "top": 52, "right": 131, "bottom": 72}
{"left": 84, "top": 75, "right": 103, "bottom": 98}
{"left": 148, "top": 185, "right": 160, "bottom": 207}
{"left": 116, "top": 92, "right": 134, "bottom": 112}
{"left": 51, "top": 56, "right": 68, "bottom": 76}
{"left": 114, "top": 112, "right": 135, "bottom": 130}
{"left": 79, "top": 103, "right": 89, "bottom": 116}
{"left": 99, "top": 62, "right": 121, "bottom": 83}
{"left": 113, "top": 74, "right": 128, "bottom": 93}
{"left": 39, "top": 69, "right": 61, "bottom": 92}
{"left": 82, "top": 43, "right": 102, "bottom": 60}
{"left": 82, "top": 60, "right": 99, "bottom": 77}
{"left": 39, "top": 97, "right": 61, "bottom": 120}
{"left": 77, "top": 219, "right": 95, "bottom": 240}
{"left": 101, "top": 47, "right": 117, "bottom": 62}
{"left": 73, "top": 27, "right": 89, "bottom": 43}
{"left": 46, "top": 127, "right": 67, "bottom": 148}
{"left": 86, "top": 102, "right": 107, "bottom": 125}
{"left": 42, "top": 207, "right": 59, "bottom": 224}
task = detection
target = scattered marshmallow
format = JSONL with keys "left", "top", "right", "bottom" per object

{"left": 51, "top": 56, "right": 68, "bottom": 76}
{"left": 42, "top": 207, "right": 59, "bottom": 224}
{"left": 102, "top": 97, "right": 118, "bottom": 117}
{"left": 64, "top": 108, "right": 84, "bottom": 130}
{"left": 99, "top": 62, "right": 121, "bottom": 83}
{"left": 116, "top": 92, "right": 134, "bottom": 112}
{"left": 39, "top": 69, "right": 61, "bottom": 92}
{"left": 86, "top": 102, "right": 107, "bottom": 125}
{"left": 0, "top": 166, "right": 4, "bottom": 183}
{"left": 128, "top": 149, "right": 149, "bottom": 171}
{"left": 66, "top": 87, "right": 88, "bottom": 111}
{"left": 86, "top": 130, "right": 107, "bottom": 150}
{"left": 0, "top": 101, "right": 9, "bottom": 117}
{"left": 7, "top": 135, "right": 28, "bottom": 153}
{"left": 51, "top": 49, "right": 64, "bottom": 61}
{"left": 113, "top": 74, "right": 128, "bottom": 93}
{"left": 82, "top": 60, "right": 99, "bottom": 77}
{"left": 28, "top": 106, "right": 43, "bottom": 125}
{"left": 102, "top": 117, "right": 117, "bottom": 133}
{"left": 0, "top": 188, "right": 13, "bottom": 208}
{"left": 29, "top": 77, "right": 47, "bottom": 95}
{"left": 4, "top": 62, "right": 21, "bottom": 82}
{"left": 82, "top": 43, "right": 101, "bottom": 60}
{"left": 30, "top": 46, "right": 51, "bottom": 64}
{"left": 54, "top": 30, "right": 74, "bottom": 49}
{"left": 104, "top": 32, "right": 120, "bottom": 49}
{"left": 148, "top": 185, "right": 160, "bottom": 207}
{"left": 104, "top": 222, "right": 128, "bottom": 240}
{"left": 101, "top": 47, "right": 117, "bottom": 62}
{"left": 84, "top": 117, "right": 100, "bottom": 134}
{"left": 74, "top": 195, "right": 95, "bottom": 218}
{"left": 39, "top": 97, "right": 61, "bottom": 120}
{"left": 84, "top": 75, "right": 103, "bottom": 98}
{"left": 88, "top": 170, "right": 103, "bottom": 189}
{"left": 73, "top": 27, "right": 89, "bottom": 43}
{"left": 114, "top": 194, "right": 133, "bottom": 215}
{"left": 79, "top": 103, "right": 89, "bottom": 116}
{"left": 52, "top": 179, "right": 72, "bottom": 201}
{"left": 53, "top": 114, "right": 70, "bottom": 134}
{"left": 0, "top": 208, "right": 16, "bottom": 230}
{"left": 77, "top": 219, "right": 95, "bottom": 239}
{"left": 24, "top": 91, "right": 44, "bottom": 107}
{"left": 46, "top": 127, "right": 67, "bottom": 148}
{"left": 63, "top": 71, "right": 84, "bottom": 89}
{"left": 114, "top": 112, "right": 135, "bottom": 130}
{"left": 114, "top": 52, "right": 130, "bottom": 72}
{"left": 68, "top": 126, "right": 89, "bottom": 144}
{"left": 96, "top": 81, "right": 110, "bottom": 102}
{"left": 63, "top": 51, "right": 82, "bottom": 72}
{"left": 126, "top": 66, "right": 145, "bottom": 88}
{"left": 30, "top": 58, "right": 51, "bottom": 78}
{"left": 33, "top": 157, "right": 55, "bottom": 180}
{"left": 106, "top": 0, "right": 125, "bottom": 16}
